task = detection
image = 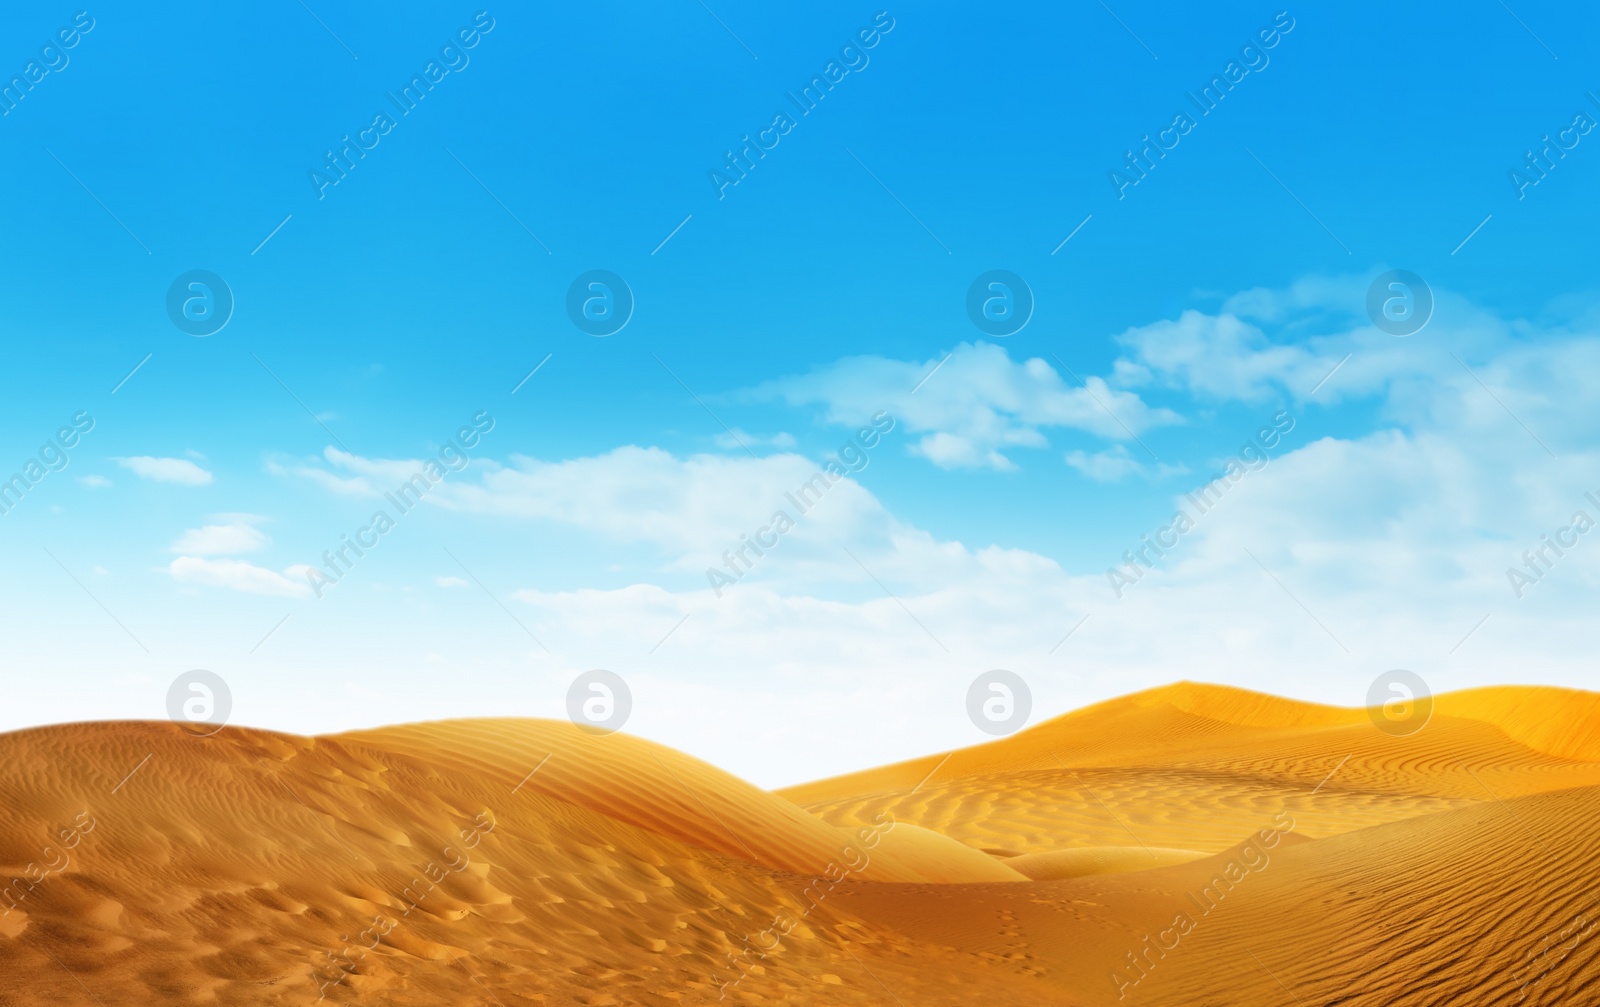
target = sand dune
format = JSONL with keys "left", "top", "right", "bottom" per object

{"left": 1, "top": 681, "right": 1596, "bottom": 1004}
{"left": 782, "top": 682, "right": 1600, "bottom": 854}
{"left": 1003, "top": 845, "right": 1209, "bottom": 880}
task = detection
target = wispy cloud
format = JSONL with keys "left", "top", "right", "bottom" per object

{"left": 168, "top": 556, "right": 310, "bottom": 598}
{"left": 171, "top": 518, "right": 269, "bottom": 555}
{"left": 751, "top": 341, "right": 1183, "bottom": 470}
{"left": 714, "top": 428, "right": 797, "bottom": 451}
{"left": 1065, "top": 445, "right": 1187, "bottom": 482}
{"left": 117, "top": 456, "right": 213, "bottom": 485}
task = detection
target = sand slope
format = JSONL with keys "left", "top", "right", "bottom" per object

{"left": 781, "top": 682, "right": 1600, "bottom": 854}
{"left": 1, "top": 681, "right": 1596, "bottom": 1005}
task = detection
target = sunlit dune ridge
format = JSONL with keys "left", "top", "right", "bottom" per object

{"left": 2, "top": 681, "right": 1598, "bottom": 1005}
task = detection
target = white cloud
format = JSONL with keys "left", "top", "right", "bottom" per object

{"left": 278, "top": 447, "right": 473, "bottom": 498}
{"left": 1217, "top": 274, "right": 1370, "bottom": 325}
{"left": 299, "top": 444, "right": 872, "bottom": 555}
{"left": 754, "top": 341, "right": 1182, "bottom": 470}
{"left": 1066, "top": 445, "right": 1145, "bottom": 482}
{"left": 1064, "top": 445, "right": 1188, "bottom": 483}
{"left": 1109, "top": 273, "right": 1560, "bottom": 420}
{"left": 117, "top": 456, "right": 213, "bottom": 486}
{"left": 213, "top": 277, "right": 1600, "bottom": 785}
{"left": 171, "top": 519, "right": 268, "bottom": 555}
{"left": 1111, "top": 310, "right": 1329, "bottom": 402}
{"left": 436, "top": 576, "right": 469, "bottom": 588}
{"left": 295, "top": 440, "right": 1048, "bottom": 601}
{"left": 78, "top": 475, "right": 111, "bottom": 489}
{"left": 714, "top": 428, "right": 797, "bottom": 451}
{"left": 492, "top": 289, "right": 1600, "bottom": 779}
{"left": 168, "top": 556, "right": 311, "bottom": 598}
{"left": 479, "top": 414, "right": 1600, "bottom": 784}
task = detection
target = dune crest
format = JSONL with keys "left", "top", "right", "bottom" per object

{"left": 1434, "top": 685, "right": 1600, "bottom": 761}
{"left": 2, "top": 681, "right": 1597, "bottom": 1005}
{"left": 343, "top": 719, "right": 1014, "bottom": 885}
{"left": 1005, "top": 845, "right": 1209, "bottom": 880}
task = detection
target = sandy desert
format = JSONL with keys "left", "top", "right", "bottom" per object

{"left": 3, "top": 681, "right": 1599, "bottom": 1005}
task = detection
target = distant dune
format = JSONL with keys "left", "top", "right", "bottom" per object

{"left": 3, "top": 682, "right": 1598, "bottom": 1004}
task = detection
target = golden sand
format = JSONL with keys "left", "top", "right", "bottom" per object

{"left": 2, "top": 681, "right": 1596, "bottom": 1005}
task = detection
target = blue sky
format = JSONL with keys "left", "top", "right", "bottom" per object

{"left": 3, "top": 0, "right": 1599, "bottom": 785}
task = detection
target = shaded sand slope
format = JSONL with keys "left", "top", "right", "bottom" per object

{"left": 825, "top": 782, "right": 1600, "bottom": 1005}
{"left": 782, "top": 682, "right": 1600, "bottom": 855}
{"left": 344, "top": 720, "right": 1021, "bottom": 883}
{"left": 1435, "top": 685, "right": 1600, "bottom": 760}
{"left": 0, "top": 720, "right": 1026, "bottom": 1007}
{"left": 2, "top": 682, "right": 1598, "bottom": 1006}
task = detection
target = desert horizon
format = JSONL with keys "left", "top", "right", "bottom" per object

{"left": 5, "top": 679, "right": 1598, "bottom": 1005}
{"left": 7, "top": 4, "right": 1594, "bottom": 1004}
